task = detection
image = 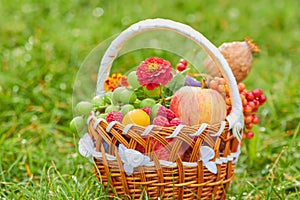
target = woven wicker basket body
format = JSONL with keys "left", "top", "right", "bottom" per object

{"left": 88, "top": 120, "right": 239, "bottom": 199}
{"left": 80, "top": 19, "right": 244, "bottom": 200}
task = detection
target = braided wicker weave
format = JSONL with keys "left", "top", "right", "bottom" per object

{"left": 79, "top": 19, "right": 244, "bottom": 200}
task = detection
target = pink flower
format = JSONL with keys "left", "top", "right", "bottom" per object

{"left": 136, "top": 57, "right": 173, "bottom": 90}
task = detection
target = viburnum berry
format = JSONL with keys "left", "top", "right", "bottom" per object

{"left": 259, "top": 95, "right": 267, "bottom": 104}
{"left": 244, "top": 105, "right": 253, "bottom": 113}
{"left": 252, "top": 114, "right": 260, "bottom": 124}
{"left": 245, "top": 131, "right": 254, "bottom": 139}
{"left": 238, "top": 82, "right": 246, "bottom": 92}
{"left": 176, "top": 63, "right": 186, "bottom": 72}
{"left": 246, "top": 123, "right": 253, "bottom": 129}
{"left": 246, "top": 91, "right": 255, "bottom": 101}
{"left": 244, "top": 114, "right": 253, "bottom": 124}
{"left": 252, "top": 88, "right": 263, "bottom": 97}
{"left": 179, "top": 59, "right": 188, "bottom": 66}
{"left": 208, "top": 77, "right": 266, "bottom": 140}
{"left": 176, "top": 59, "right": 188, "bottom": 72}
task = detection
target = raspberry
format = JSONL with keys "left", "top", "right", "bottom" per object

{"left": 153, "top": 115, "right": 170, "bottom": 126}
{"left": 136, "top": 143, "right": 145, "bottom": 153}
{"left": 169, "top": 118, "right": 184, "bottom": 126}
{"left": 105, "top": 111, "right": 123, "bottom": 123}
{"left": 154, "top": 144, "right": 170, "bottom": 160}
{"left": 135, "top": 136, "right": 149, "bottom": 154}
{"left": 141, "top": 107, "right": 151, "bottom": 116}
{"left": 152, "top": 138, "right": 172, "bottom": 160}
{"left": 153, "top": 138, "right": 188, "bottom": 161}
{"left": 182, "top": 147, "right": 193, "bottom": 161}
{"left": 157, "top": 106, "right": 175, "bottom": 121}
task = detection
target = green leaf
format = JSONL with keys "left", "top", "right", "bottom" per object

{"left": 166, "top": 72, "right": 186, "bottom": 93}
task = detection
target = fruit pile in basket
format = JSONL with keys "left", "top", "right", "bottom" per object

{"left": 71, "top": 38, "right": 266, "bottom": 143}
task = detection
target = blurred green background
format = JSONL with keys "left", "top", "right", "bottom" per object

{"left": 1, "top": 0, "right": 299, "bottom": 199}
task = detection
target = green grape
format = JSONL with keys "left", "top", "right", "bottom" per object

{"left": 127, "top": 71, "right": 140, "bottom": 89}
{"left": 75, "top": 101, "right": 93, "bottom": 116}
{"left": 119, "top": 89, "right": 137, "bottom": 104}
{"left": 112, "top": 87, "right": 127, "bottom": 103}
{"left": 120, "top": 104, "right": 135, "bottom": 115}
{"left": 151, "top": 103, "right": 162, "bottom": 119}
{"left": 70, "top": 116, "right": 85, "bottom": 133}
{"left": 105, "top": 105, "right": 119, "bottom": 113}
{"left": 96, "top": 113, "right": 107, "bottom": 119}
{"left": 92, "top": 95, "right": 106, "bottom": 111}
{"left": 140, "top": 98, "right": 156, "bottom": 108}
{"left": 104, "top": 91, "right": 114, "bottom": 104}
{"left": 92, "top": 95, "right": 105, "bottom": 107}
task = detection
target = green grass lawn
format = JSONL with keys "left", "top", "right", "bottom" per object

{"left": 1, "top": 0, "right": 300, "bottom": 199}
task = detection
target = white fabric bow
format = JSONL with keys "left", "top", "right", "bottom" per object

{"left": 200, "top": 146, "right": 217, "bottom": 174}
{"left": 118, "top": 144, "right": 151, "bottom": 176}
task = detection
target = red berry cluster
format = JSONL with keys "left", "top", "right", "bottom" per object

{"left": 176, "top": 59, "right": 188, "bottom": 72}
{"left": 209, "top": 77, "right": 267, "bottom": 140}
{"left": 236, "top": 83, "right": 266, "bottom": 139}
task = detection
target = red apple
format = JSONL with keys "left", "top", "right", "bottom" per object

{"left": 170, "top": 86, "right": 227, "bottom": 126}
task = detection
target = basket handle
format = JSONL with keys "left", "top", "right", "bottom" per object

{"left": 96, "top": 18, "right": 244, "bottom": 130}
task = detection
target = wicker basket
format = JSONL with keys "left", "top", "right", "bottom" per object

{"left": 78, "top": 18, "right": 244, "bottom": 200}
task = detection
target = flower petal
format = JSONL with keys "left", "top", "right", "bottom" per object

{"left": 136, "top": 57, "right": 172, "bottom": 88}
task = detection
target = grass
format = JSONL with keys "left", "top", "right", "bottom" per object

{"left": 1, "top": 0, "right": 300, "bottom": 199}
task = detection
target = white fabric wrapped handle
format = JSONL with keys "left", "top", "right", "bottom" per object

{"left": 96, "top": 18, "right": 244, "bottom": 130}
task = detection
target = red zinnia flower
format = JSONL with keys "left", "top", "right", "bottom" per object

{"left": 136, "top": 57, "right": 173, "bottom": 90}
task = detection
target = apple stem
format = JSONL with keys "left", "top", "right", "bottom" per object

{"left": 159, "top": 85, "right": 166, "bottom": 106}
